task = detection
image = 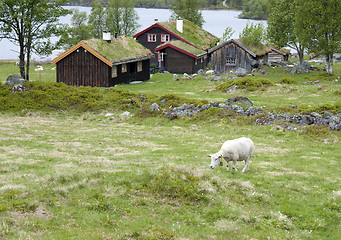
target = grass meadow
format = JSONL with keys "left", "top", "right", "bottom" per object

{"left": 0, "top": 60, "right": 340, "bottom": 239}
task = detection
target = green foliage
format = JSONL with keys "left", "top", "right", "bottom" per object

{"left": 239, "top": 22, "right": 266, "bottom": 48}
{"left": 0, "top": 0, "right": 71, "bottom": 80}
{"left": 0, "top": 82, "right": 144, "bottom": 112}
{"left": 149, "top": 167, "right": 208, "bottom": 204}
{"left": 267, "top": 0, "right": 305, "bottom": 64}
{"left": 277, "top": 77, "right": 297, "bottom": 84}
{"left": 106, "top": 0, "right": 140, "bottom": 36}
{"left": 88, "top": 0, "right": 106, "bottom": 38}
{"left": 239, "top": 0, "right": 269, "bottom": 20}
{"left": 221, "top": 26, "right": 235, "bottom": 42}
{"left": 298, "top": 125, "right": 330, "bottom": 141}
{"left": 60, "top": 9, "right": 92, "bottom": 49}
{"left": 216, "top": 77, "right": 273, "bottom": 92}
{"left": 170, "top": 0, "right": 205, "bottom": 27}
{"left": 295, "top": 0, "right": 341, "bottom": 74}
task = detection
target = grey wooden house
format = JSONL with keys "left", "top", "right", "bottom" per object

{"left": 209, "top": 39, "right": 289, "bottom": 75}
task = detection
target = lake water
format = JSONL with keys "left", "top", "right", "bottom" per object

{"left": 0, "top": 7, "right": 266, "bottom": 60}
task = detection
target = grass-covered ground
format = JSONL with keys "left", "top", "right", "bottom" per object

{"left": 0, "top": 60, "right": 340, "bottom": 239}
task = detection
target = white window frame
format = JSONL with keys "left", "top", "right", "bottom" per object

{"left": 147, "top": 34, "right": 157, "bottom": 43}
{"left": 161, "top": 34, "right": 170, "bottom": 43}
{"left": 226, "top": 57, "right": 236, "bottom": 66}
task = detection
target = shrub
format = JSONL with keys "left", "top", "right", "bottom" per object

{"left": 299, "top": 125, "right": 330, "bottom": 140}
{"left": 216, "top": 77, "right": 273, "bottom": 92}
{"left": 277, "top": 77, "right": 297, "bottom": 84}
{"left": 149, "top": 167, "right": 208, "bottom": 204}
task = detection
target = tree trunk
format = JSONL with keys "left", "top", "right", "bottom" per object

{"left": 26, "top": 45, "right": 31, "bottom": 81}
{"left": 19, "top": 42, "right": 26, "bottom": 80}
{"left": 326, "top": 54, "right": 333, "bottom": 75}
{"left": 297, "top": 47, "right": 304, "bottom": 65}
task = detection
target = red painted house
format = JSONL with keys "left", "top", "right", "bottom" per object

{"left": 133, "top": 19, "right": 218, "bottom": 74}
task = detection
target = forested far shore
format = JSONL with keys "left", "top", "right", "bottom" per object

{"left": 67, "top": 0, "right": 269, "bottom": 19}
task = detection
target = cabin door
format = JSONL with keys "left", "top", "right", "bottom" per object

{"left": 129, "top": 62, "right": 137, "bottom": 82}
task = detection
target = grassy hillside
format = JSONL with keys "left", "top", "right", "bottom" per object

{"left": 0, "top": 61, "right": 340, "bottom": 239}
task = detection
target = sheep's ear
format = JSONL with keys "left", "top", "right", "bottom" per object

{"left": 207, "top": 154, "right": 212, "bottom": 157}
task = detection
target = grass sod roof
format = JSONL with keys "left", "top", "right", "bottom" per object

{"left": 84, "top": 36, "right": 153, "bottom": 64}
{"left": 158, "top": 19, "right": 219, "bottom": 50}
{"left": 156, "top": 40, "right": 206, "bottom": 57}
{"left": 52, "top": 36, "right": 153, "bottom": 66}
{"left": 235, "top": 39, "right": 271, "bottom": 57}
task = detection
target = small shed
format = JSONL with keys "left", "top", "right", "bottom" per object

{"left": 51, "top": 36, "right": 154, "bottom": 87}
{"left": 267, "top": 46, "right": 290, "bottom": 64}
{"left": 154, "top": 41, "right": 208, "bottom": 74}
{"left": 208, "top": 39, "right": 272, "bottom": 75}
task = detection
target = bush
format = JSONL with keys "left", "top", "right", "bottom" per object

{"left": 216, "top": 77, "right": 273, "bottom": 92}
{"left": 149, "top": 167, "right": 208, "bottom": 204}
{"left": 299, "top": 125, "right": 330, "bottom": 140}
{"left": 277, "top": 77, "right": 297, "bottom": 84}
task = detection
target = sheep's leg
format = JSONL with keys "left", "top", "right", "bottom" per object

{"left": 242, "top": 157, "right": 250, "bottom": 172}
{"left": 232, "top": 160, "right": 238, "bottom": 171}
{"left": 226, "top": 160, "right": 229, "bottom": 171}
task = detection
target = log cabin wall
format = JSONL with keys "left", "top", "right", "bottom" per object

{"left": 268, "top": 51, "right": 284, "bottom": 64}
{"left": 111, "top": 59, "right": 150, "bottom": 85}
{"left": 164, "top": 48, "right": 194, "bottom": 74}
{"left": 210, "top": 43, "right": 253, "bottom": 75}
{"left": 56, "top": 47, "right": 110, "bottom": 87}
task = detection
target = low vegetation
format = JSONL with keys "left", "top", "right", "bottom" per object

{"left": 0, "top": 61, "right": 340, "bottom": 239}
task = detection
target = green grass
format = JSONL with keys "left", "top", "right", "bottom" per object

{"left": 0, "top": 113, "right": 340, "bottom": 239}
{"left": 0, "top": 60, "right": 340, "bottom": 239}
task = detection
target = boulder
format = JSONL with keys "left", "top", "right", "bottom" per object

{"left": 249, "top": 59, "right": 259, "bottom": 68}
{"left": 150, "top": 103, "right": 160, "bottom": 111}
{"left": 6, "top": 74, "right": 25, "bottom": 86}
{"left": 205, "top": 70, "right": 214, "bottom": 75}
{"left": 234, "top": 67, "right": 247, "bottom": 76}
{"left": 226, "top": 96, "right": 253, "bottom": 109}
{"left": 299, "top": 61, "right": 311, "bottom": 73}
{"left": 197, "top": 69, "right": 205, "bottom": 75}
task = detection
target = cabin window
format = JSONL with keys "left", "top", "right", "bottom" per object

{"left": 226, "top": 57, "right": 236, "bottom": 66}
{"left": 112, "top": 65, "right": 117, "bottom": 77}
{"left": 161, "top": 34, "right": 170, "bottom": 42}
{"left": 147, "top": 34, "right": 157, "bottom": 42}
{"left": 137, "top": 61, "right": 142, "bottom": 72}
{"left": 122, "top": 64, "right": 127, "bottom": 73}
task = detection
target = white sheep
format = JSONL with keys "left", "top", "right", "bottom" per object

{"left": 208, "top": 137, "right": 254, "bottom": 172}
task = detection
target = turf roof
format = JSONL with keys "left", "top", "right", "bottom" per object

{"left": 235, "top": 39, "right": 271, "bottom": 57}
{"left": 156, "top": 40, "right": 206, "bottom": 57}
{"left": 157, "top": 19, "right": 219, "bottom": 50}
{"left": 83, "top": 36, "right": 153, "bottom": 64}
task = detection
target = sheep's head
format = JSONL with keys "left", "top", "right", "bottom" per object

{"left": 208, "top": 153, "right": 223, "bottom": 169}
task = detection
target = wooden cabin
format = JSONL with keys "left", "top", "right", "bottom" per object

{"left": 209, "top": 39, "right": 275, "bottom": 75}
{"left": 51, "top": 36, "right": 153, "bottom": 87}
{"left": 155, "top": 41, "right": 208, "bottom": 74}
{"left": 268, "top": 46, "right": 290, "bottom": 64}
{"left": 133, "top": 19, "right": 218, "bottom": 72}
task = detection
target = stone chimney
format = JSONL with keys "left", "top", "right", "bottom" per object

{"left": 103, "top": 30, "right": 111, "bottom": 43}
{"left": 176, "top": 19, "right": 183, "bottom": 33}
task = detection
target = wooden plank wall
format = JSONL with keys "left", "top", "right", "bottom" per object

{"left": 164, "top": 48, "right": 194, "bottom": 74}
{"left": 210, "top": 43, "right": 252, "bottom": 74}
{"left": 56, "top": 47, "right": 110, "bottom": 87}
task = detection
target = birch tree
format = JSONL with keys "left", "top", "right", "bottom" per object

{"left": 0, "top": 0, "right": 70, "bottom": 81}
